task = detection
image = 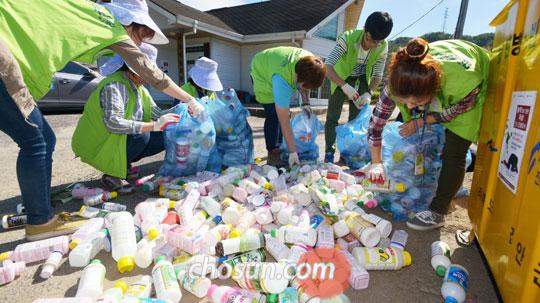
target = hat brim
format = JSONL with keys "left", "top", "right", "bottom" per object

{"left": 189, "top": 68, "right": 224, "bottom": 91}
{"left": 102, "top": 3, "right": 169, "bottom": 45}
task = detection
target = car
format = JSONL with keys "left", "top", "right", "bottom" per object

{"left": 38, "top": 62, "right": 103, "bottom": 113}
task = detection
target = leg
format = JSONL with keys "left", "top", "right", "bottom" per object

{"left": 0, "top": 81, "right": 55, "bottom": 225}
{"left": 262, "top": 103, "right": 282, "bottom": 152}
{"left": 126, "top": 132, "right": 152, "bottom": 165}
{"left": 324, "top": 85, "right": 346, "bottom": 155}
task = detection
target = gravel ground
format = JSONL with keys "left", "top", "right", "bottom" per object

{"left": 0, "top": 108, "right": 499, "bottom": 302}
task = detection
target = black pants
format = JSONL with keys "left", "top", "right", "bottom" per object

{"left": 262, "top": 103, "right": 282, "bottom": 152}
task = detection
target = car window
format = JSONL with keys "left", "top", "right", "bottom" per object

{"left": 60, "top": 62, "right": 88, "bottom": 75}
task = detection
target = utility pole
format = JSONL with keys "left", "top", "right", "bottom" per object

{"left": 454, "top": 0, "right": 469, "bottom": 38}
{"left": 442, "top": 7, "right": 449, "bottom": 33}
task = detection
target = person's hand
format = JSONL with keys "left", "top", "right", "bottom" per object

{"left": 341, "top": 83, "right": 359, "bottom": 102}
{"left": 357, "top": 92, "right": 372, "bottom": 107}
{"left": 154, "top": 113, "right": 180, "bottom": 131}
{"left": 288, "top": 152, "right": 300, "bottom": 167}
{"left": 368, "top": 163, "right": 386, "bottom": 184}
{"left": 187, "top": 98, "right": 204, "bottom": 117}
{"left": 399, "top": 119, "right": 423, "bottom": 138}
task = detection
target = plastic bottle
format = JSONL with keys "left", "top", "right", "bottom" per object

{"left": 271, "top": 226, "right": 317, "bottom": 247}
{"left": 72, "top": 184, "right": 106, "bottom": 199}
{"left": 152, "top": 256, "right": 182, "bottom": 303}
{"left": 143, "top": 175, "right": 173, "bottom": 193}
{"left": 177, "top": 270, "right": 211, "bottom": 298}
{"left": 166, "top": 225, "right": 203, "bottom": 255}
{"left": 40, "top": 250, "right": 63, "bottom": 279}
{"left": 107, "top": 211, "right": 137, "bottom": 273}
{"left": 432, "top": 241, "right": 451, "bottom": 277}
{"left": 76, "top": 259, "right": 106, "bottom": 298}
{"left": 200, "top": 196, "right": 221, "bottom": 217}
{"left": 343, "top": 211, "right": 380, "bottom": 248}
{"left": 316, "top": 223, "right": 335, "bottom": 249}
{"left": 278, "top": 287, "right": 298, "bottom": 303}
{"left": 70, "top": 217, "right": 105, "bottom": 249}
{"left": 215, "top": 233, "right": 264, "bottom": 257}
{"left": 102, "top": 202, "right": 127, "bottom": 212}
{"left": 233, "top": 262, "right": 290, "bottom": 294}
{"left": 363, "top": 179, "right": 406, "bottom": 194}
{"left": 207, "top": 284, "right": 252, "bottom": 303}
{"left": 254, "top": 206, "right": 274, "bottom": 225}
{"left": 0, "top": 259, "right": 25, "bottom": 285}
{"left": 277, "top": 205, "right": 296, "bottom": 225}
{"left": 204, "top": 224, "right": 232, "bottom": 255}
{"left": 135, "top": 174, "right": 155, "bottom": 187}
{"left": 265, "top": 234, "right": 290, "bottom": 261}
{"left": 221, "top": 198, "right": 246, "bottom": 226}
{"left": 2, "top": 213, "right": 27, "bottom": 229}
{"left": 333, "top": 220, "right": 350, "bottom": 238}
{"left": 69, "top": 229, "right": 108, "bottom": 267}
{"left": 238, "top": 288, "right": 267, "bottom": 303}
{"left": 352, "top": 247, "right": 412, "bottom": 270}
{"left": 0, "top": 235, "right": 69, "bottom": 264}
{"left": 222, "top": 249, "right": 266, "bottom": 269}
{"left": 441, "top": 264, "right": 469, "bottom": 303}
{"left": 339, "top": 248, "right": 370, "bottom": 290}
{"left": 287, "top": 243, "right": 311, "bottom": 264}
{"left": 124, "top": 275, "right": 153, "bottom": 299}
{"left": 83, "top": 191, "right": 118, "bottom": 206}
{"left": 135, "top": 230, "right": 163, "bottom": 269}
{"left": 98, "top": 281, "right": 127, "bottom": 303}
{"left": 344, "top": 200, "right": 392, "bottom": 238}
{"left": 390, "top": 230, "right": 408, "bottom": 251}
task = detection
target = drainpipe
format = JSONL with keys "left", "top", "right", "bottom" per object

{"left": 182, "top": 20, "right": 198, "bottom": 83}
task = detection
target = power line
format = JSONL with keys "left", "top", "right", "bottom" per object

{"left": 442, "top": 7, "right": 449, "bottom": 33}
{"left": 390, "top": 0, "right": 446, "bottom": 39}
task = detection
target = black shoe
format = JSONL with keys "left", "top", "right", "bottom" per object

{"left": 406, "top": 210, "right": 445, "bottom": 231}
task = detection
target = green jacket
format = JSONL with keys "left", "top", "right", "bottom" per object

{"left": 72, "top": 72, "right": 152, "bottom": 178}
{"left": 181, "top": 82, "right": 217, "bottom": 100}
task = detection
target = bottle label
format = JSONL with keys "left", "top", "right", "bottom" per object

{"left": 431, "top": 242, "right": 451, "bottom": 258}
{"left": 346, "top": 214, "right": 372, "bottom": 238}
{"left": 153, "top": 264, "right": 177, "bottom": 291}
{"left": 239, "top": 234, "right": 263, "bottom": 252}
{"left": 445, "top": 266, "right": 469, "bottom": 291}
{"left": 362, "top": 248, "right": 398, "bottom": 269}
{"left": 125, "top": 284, "right": 146, "bottom": 297}
{"left": 228, "top": 295, "right": 250, "bottom": 303}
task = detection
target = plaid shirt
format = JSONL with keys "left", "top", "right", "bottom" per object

{"left": 368, "top": 87, "right": 480, "bottom": 147}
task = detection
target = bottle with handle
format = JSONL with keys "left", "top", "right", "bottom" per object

{"left": 0, "top": 235, "right": 69, "bottom": 264}
{"left": 69, "top": 229, "right": 108, "bottom": 267}
{"left": 107, "top": 211, "right": 137, "bottom": 273}
{"left": 0, "top": 259, "right": 25, "bottom": 285}
{"left": 134, "top": 229, "right": 163, "bottom": 269}
{"left": 70, "top": 217, "right": 105, "bottom": 249}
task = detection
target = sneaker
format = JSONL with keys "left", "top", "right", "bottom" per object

{"left": 406, "top": 210, "right": 445, "bottom": 231}
{"left": 324, "top": 152, "right": 334, "bottom": 163}
{"left": 25, "top": 212, "right": 87, "bottom": 242}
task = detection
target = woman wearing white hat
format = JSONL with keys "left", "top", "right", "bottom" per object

{"left": 178, "top": 57, "right": 224, "bottom": 102}
{"left": 0, "top": 0, "right": 202, "bottom": 241}
{"left": 72, "top": 44, "right": 181, "bottom": 191}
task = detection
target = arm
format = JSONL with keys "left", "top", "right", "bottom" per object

{"left": 325, "top": 37, "right": 348, "bottom": 87}
{"left": 430, "top": 87, "right": 480, "bottom": 123}
{"left": 272, "top": 74, "right": 297, "bottom": 153}
{"left": 367, "top": 43, "right": 388, "bottom": 94}
{"left": 368, "top": 87, "right": 397, "bottom": 163}
{"left": 276, "top": 105, "right": 296, "bottom": 153}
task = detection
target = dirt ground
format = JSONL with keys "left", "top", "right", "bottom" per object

{"left": 0, "top": 107, "right": 500, "bottom": 302}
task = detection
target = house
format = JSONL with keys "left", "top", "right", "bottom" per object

{"left": 147, "top": 0, "right": 365, "bottom": 104}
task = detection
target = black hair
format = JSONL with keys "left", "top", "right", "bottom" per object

{"left": 364, "top": 11, "right": 393, "bottom": 40}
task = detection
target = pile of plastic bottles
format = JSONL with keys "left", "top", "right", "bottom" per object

{"left": 377, "top": 122, "right": 446, "bottom": 220}
{"left": 159, "top": 102, "right": 216, "bottom": 177}
{"left": 280, "top": 110, "right": 324, "bottom": 163}
{"left": 206, "top": 89, "right": 254, "bottom": 169}
{"left": 3, "top": 163, "right": 425, "bottom": 303}
{"left": 336, "top": 104, "right": 372, "bottom": 169}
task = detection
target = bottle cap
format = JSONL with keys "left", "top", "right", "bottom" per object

{"left": 360, "top": 227, "right": 381, "bottom": 248}
{"left": 68, "top": 238, "right": 81, "bottom": 250}
{"left": 229, "top": 229, "right": 241, "bottom": 238}
{"left": 169, "top": 200, "right": 176, "bottom": 209}
{"left": 147, "top": 228, "right": 160, "bottom": 241}
{"left": 110, "top": 191, "right": 118, "bottom": 199}
{"left": 267, "top": 293, "right": 279, "bottom": 303}
{"left": 0, "top": 251, "right": 12, "bottom": 261}
{"left": 396, "top": 183, "right": 406, "bottom": 193}
{"left": 91, "top": 259, "right": 102, "bottom": 265}
{"left": 436, "top": 265, "right": 447, "bottom": 277}
{"left": 270, "top": 228, "right": 277, "bottom": 238}
{"left": 114, "top": 280, "right": 128, "bottom": 293}
{"left": 212, "top": 216, "right": 222, "bottom": 225}
{"left": 155, "top": 256, "right": 165, "bottom": 263}
{"left": 159, "top": 187, "right": 165, "bottom": 197}
{"left": 40, "top": 263, "right": 54, "bottom": 279}
{"left": 444, "top": 297, "right": 458, "bottom": 303}
{"left": 403, "top": 251, "right": 412, "bottom": 266}
{"left": 117, "top": 256, "right": 134, "bottom": 273}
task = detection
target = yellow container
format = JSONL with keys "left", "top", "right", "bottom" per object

{"left": 469, "top": 0, "right": 540, "bottom": 301}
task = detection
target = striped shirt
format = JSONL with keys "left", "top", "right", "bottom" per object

{"left": 326, "top": 36, "right": 388, "bottom": 80}
{"left": 368, "top": 87, "right": 480, "bottom": 146}
{"left": 100, "top": 77, "right": 178, "bottom": 134}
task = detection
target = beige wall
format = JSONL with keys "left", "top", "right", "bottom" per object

{"left": 345, "top": 0, "right": 365, "bottom": 30}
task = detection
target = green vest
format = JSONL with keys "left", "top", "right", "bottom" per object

{"left": 330, "top": 29, "right": 387, "bottom": 93}
{"left": 395, "top": 40, "right": 491, "bottom": 142}
{"left": 0, "top": 0, "right": 129, "bottom": 100}
{"left": 72, "top": 72, "right": 152, "bottom": 178}
{"left": 181, "top": 82, "right": 217, "bottom": 100}
{"left": 251, "top": 46, "right": 313, "bottom": 104}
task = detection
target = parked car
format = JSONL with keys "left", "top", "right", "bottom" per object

{"left": 38, "top": 62, "right": 103, "bottom": 113}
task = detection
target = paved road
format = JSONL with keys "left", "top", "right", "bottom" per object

{"left": 0, "top": 110, "right": 499, "bottom": 302}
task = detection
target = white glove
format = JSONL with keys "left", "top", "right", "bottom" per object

{"left": 187, "top": 98, "right": 205, "bottom": 117}
{"left": 341, "top": 83, "right": 360, "bottom": 102}
{"left": 153, "top": 113, "right": 180, "bottom": 131}
{"left": 288, "top": 152, "right": 300, "bottom": 168}
{"left": 354, "top": 91, "right": 372, "bottom": 108}
{"left": 368, "top": 163, "right": 387, "bottom": 184}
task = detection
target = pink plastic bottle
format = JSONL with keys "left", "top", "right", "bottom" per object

{"left": 1, "top": 235, "right": 69, "bottom": 264}
{"left": 0, "top": 260, "right": 25, "bottom": 285}
{"left": 207, "top": 284, "right": 251, "bottom": 303}
{"left": 69, "top": 217, "right": 105, "bottom": 249}
{"left": 72, "top": 184, "right": 105, "bottom": 199}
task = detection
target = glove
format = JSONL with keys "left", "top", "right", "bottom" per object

{"left": 368, "top": 163, "right": 386, "bottom": 184}
{"left": 353, "top": 91, "right": 372, "bottom": 109}
{"left": 341, "top": 83, "right": 360, "bottom": 102}
{"left": 153, "top": 113, "right": 180, "bottom": 131}
{"left": 288, "top": 152, "right": 300, "bottom": 168}
{"left": 187, "top": 98, "right": 205, "bottom": 117}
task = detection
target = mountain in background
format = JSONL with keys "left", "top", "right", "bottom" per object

{"left": 389, "top": 32, "right": 495, "bottom": 52}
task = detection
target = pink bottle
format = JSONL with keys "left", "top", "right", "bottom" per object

{"left": 0, "top": 260, "right": 25, "bottom": 285}
{"left": 72, "top": 184, "right": 106, "bottom": 199}
{"left": 135, "top": 174, "right": 155, "bottom": 187}
{"left": 69, "top": 217, "right": 105, "bottom": 249}
{"left": 2, "top": 235, "right": 69, "bottom": 264}
{"left": 207, "top": 284, "right": 251, "bottom": 303}
{"left": 232, "top": 186, "right": 248, "bottom": 203}
{"left": 166, "top": 224, "right": 203, "bottom": 254}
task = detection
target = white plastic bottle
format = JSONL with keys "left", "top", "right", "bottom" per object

{"left": 40, "top": 250, "right": 63, "bottom": 279}
{"left": 0, "top": 235, "right": 69, "bottom": 264}
{"left": 343, "top": 201, "right": 392, "bottom": 238}
{"left": 390, "top": 230, "right": 408, "bottom": 250}
{"left": 253, "top": 206, "right": 273, "bottom": 225}
{"left": 264, "top": 234, "right": 290, "bottom": 261}
{"left": 0, "top": 259, "right": 25, "bottom": 285}
{"left": 352, "top": 247, "right": 412, "bottom": 270}
{"left": 333, "top": 220, "right": 350, "bottom": 238}
{"left": 135, "top": 230, "right": 163, "bottom": 269}
{"left": 287, "top": 243, "right": 311, "bottom": 264}
{"left": 75, "top": 259, "right": 106, "bottom": 299}
{"left": 107, "top": 211, "right": 137, "bottom": 273}
{"left": 152, "top": 256, "right": 182, "bottom": 303}
{"left": 233, "top": 262, "right": 290, "bottom": 294}
{"left": 207, "top": 284, "right": 251, "bottom": 303}
{"left": 339, "top": 249, "right": 370, "bottom": 290}
{"left": 432, "top": 241, "right": 452, "bottom": 277}
{"left": 70, "top": 217, "right": 105, "bottom": 249}
{"left": 200, "top": 196, "right": 221, "bottom": 217}
{"left": 177, "top": 270, "right": 211, "bottom": 298}
{"left": 316, "top": 223, "right": 335, "bottom": 249}
{"left": 271, "top": 225, "right": 317, "bottom": 247}
{"left": 215, "top": 233, "right": 264, "bottom": 257}
{"left": 98, "top": 280, "right": 127, "bottom": 303}
{"left": 69, "top": 229, "right": 108, "bottom": 267}
{"left": 204, "top": 224, "right": 232, "bottom": 255}
{"left": 123, "top": 275, "right": 153, "bottom": 299}
{"left": 441, "top": 264, "right": 469, "bottom": 303}
{"left": 343, "top": 211, "right": 380, "bottom": 248}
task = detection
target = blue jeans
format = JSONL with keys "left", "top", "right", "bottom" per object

{"left": 0, "top": 81, "right": 56, "bottom": 225}
{"left": 126, "top": 131, "right": 165, "bottom": 166}
{"left": 262, "top": 103, "right": 282, "bottom": 152}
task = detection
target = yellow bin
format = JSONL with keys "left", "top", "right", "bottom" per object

{"left": 469, "top": 0, "right": 540, "bottom": 301}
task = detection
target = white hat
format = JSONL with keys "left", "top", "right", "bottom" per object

{"left": 101, "top": 0, "right": 169, "bottom": 44}
{"left": 99, "top": 43, "right": 158, "bottom": 76}
{"left": 188, "top": 57, "right": 223, "bottom": 92}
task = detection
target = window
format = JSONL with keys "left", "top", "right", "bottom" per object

{"left": 314, "top": 16, "right": 338, "bottom": 41}
{"left": 60, "top": 62, "right": 88, "bottom": 75}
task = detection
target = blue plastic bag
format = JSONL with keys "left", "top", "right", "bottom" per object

{"left": 336, "top": 104, "right": 372, "bottom": 169}
{"left": 205, "top": 88, "right": 254, "bottom": 169}
{"left": 280, "top": 109, "right": 324, "bottom": 163}
{"left": 159, "top": 102, "right": 216, "bottom": 177}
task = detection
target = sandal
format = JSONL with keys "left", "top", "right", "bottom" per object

{"left": 101, "top": 175, "right": 134, "bottom": 193}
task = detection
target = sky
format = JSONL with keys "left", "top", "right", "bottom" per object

{"left": 180, "top": 0, "right": 509, "bottom": 38}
